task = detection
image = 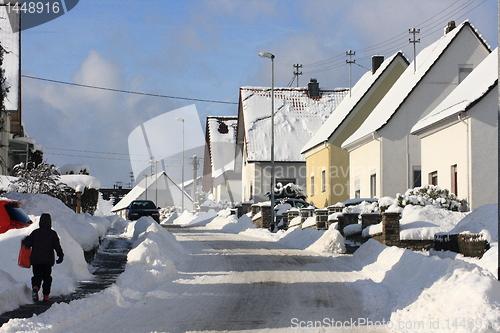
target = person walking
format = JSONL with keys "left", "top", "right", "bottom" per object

{"left": 22, "top": 213, "right": 64, "bottom": 302}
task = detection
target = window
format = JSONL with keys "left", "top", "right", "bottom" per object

{"left": 413, "top": 167, "right": 422, "bottom": 188}
{"left": 354, "top": 179, "right": 360, "bottom": 198}
{"left": 451, "top": 165, "right": 458, "bottom": 195}
{"left": 459, "top": 65, "right": 473, "bottom": 83}
{"left": 321, "top": 170, "right": 326, "bottom": 192}
{"left": 429, "top": 171, "right": 438, "bottom": 186}
{"left": 370, "top": 174, "right": 376, "bottom": 198}
{"left": 310, "top": 176, "right": 315, "bottom": 196}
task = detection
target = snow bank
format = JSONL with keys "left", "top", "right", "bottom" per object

{"left": 445, "top": 204, "right": 498, "bottom": 242}
{"left": 0, "top": 193, "right": 115, "bottom": 313}
{"left": 2, "top": 192, "right": 109, "bottom": 251}
{"left": 205, "top": 209, "right": 255, "bottom": 233}
{"left": 306, "top": 225, "right": 346, "bottom": 255}
{"left": 355, "top": 239, "right": 500, "bottom": 332}
{"left": 0, "top": 216, "right": 188, "bottom": 333}
{"left": 173, "top": 209, "right": 217, "bottom": 227}
{"left": 399, "top": 204, "right": 466, "bottom": 240}
{"left": 119, "top": 217, "right": 187, "bottom": 288}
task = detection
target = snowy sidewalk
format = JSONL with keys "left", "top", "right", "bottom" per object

{"left": 0, "top": 229, "right": 132, "bottom": 327}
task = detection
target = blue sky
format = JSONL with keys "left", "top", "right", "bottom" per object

{"left": 19, "top": 0, "right": 498, "bottom": 188}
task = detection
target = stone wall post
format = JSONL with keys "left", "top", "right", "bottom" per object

{"left": 261, "top": 205, "right": 272, "bottom": 229}
{"left": 287, "top": 210, "right": 300, "bottom": 228}
{"left": 338, "top": 213, "right": 359, "bottom": 236}
{"left": 382, "top": 212, "right": 400, "bottom": 246}
{"left": 315, "top": 209, "right": 328, "bottom": 230}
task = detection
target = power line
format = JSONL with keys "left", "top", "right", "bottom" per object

{"left": 300, "top": 0, "right": 487, "bottom": 75}
{"left": 21, "top": 75, "right": 238, "bottom": 105}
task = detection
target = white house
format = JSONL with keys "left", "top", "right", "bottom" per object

{"left": 202, "top": 116, "right": 240, "bottom": 203}
{"left": 111, "top": 171, "right": 193, "bottom": 218}
{"left": 235, "top": 80, "right": 348, "bottom": 202}
{"left": 341, "top": 21, "right": 491, "bottom": 199}
{"left": 411, "top": 48, "right": 498, "bottom": 210}
{"left": 300, "top": 52, "right": 409, "bottom": 207}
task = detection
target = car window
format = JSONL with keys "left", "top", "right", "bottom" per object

{"left": 5, "top": 205, "right": 31, "bottom": 223}
{"left": 131, "top": 201, "right": 156, "bottom": 209}
{"left": 295, "top": 202, "right": 307, "bottom": 208}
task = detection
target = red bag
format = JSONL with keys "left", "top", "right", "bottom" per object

{"left": 18, "top": 243, "right": 31, "bottom": 268}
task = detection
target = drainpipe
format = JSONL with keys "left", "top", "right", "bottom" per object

{"left": 458, "top": 112, "right": 470, "bottom": 209}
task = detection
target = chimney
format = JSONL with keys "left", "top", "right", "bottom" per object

{"left": 307, "top": 78, "right": 320, "bottom": 98}
{"left": 445, "top": 21, "right": 456, "bottom": 34}
{"left": 371, "top": 55, "right": 384, "bottom": 74}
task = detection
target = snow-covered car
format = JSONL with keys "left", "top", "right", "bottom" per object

{"left": 342, "top": 198, "right": 378, "bottom": 206}
{"left": 0, "top": 199, "right": 32, "bottom": 234}
{"left": 126, "top": 200, "right": 160, "bottom": 222}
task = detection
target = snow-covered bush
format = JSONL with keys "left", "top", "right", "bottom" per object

{"left": 396, "top": 185, "right": 467, "bottom": 211}
{"left": 11, "top": 162, "right": 71, "bottom": 200}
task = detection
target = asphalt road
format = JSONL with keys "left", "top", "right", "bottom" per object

{"left": 149, "top": 228, "right": 390, "bottom": 332}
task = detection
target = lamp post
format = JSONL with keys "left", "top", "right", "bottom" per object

{"left": 259, "top": 51, "right": 275, "bottom": 229}
{"left": 175, "top": 117, "right": 185, "bottom": 212}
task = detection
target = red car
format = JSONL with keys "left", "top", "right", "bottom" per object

{"left": 0, "top": 199, "right": 32, "bottom": 234}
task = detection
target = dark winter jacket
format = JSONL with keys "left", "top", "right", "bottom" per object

{"left": 23, "top": 213, "right": 63, "bottom": 266}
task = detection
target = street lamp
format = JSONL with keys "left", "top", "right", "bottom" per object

{"left": 259, "top": 51, "right": 275, "bottom": 229}
{"left": 175, "top": 117, "right": 185, "bottom": 213}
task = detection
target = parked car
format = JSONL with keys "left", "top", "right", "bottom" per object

{"left": 126, "top": 200, "right": 160, "bottom": 222}
{"left": 0, "top": 199, "right": 32, "bottom": 234}
{"left": 276, "top": 198, "right": 313, "bottom": 209}
{"left": 342, "top": 198, "right": 378, "bottom": 207}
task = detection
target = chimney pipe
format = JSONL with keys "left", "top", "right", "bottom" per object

{"left": 445, "top": 21, "right": 456, "bottom": 34}
{"left": 308, "top": 78, "right": 320, "bottom": 98}
{"left": 371, "top": 55, "right": 384, "bottom": 74}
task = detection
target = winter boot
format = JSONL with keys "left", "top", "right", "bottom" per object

{"left": 32, "top": 286, "right": 39, "bottom": 302}
{"left": 43, "top": 295, "right": 50, "bottom": 302}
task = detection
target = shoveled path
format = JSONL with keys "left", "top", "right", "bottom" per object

{"left": 0, "top": 229, "right": 132, "bottom": 327}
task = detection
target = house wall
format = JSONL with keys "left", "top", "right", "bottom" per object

{"left": 242, "top": 162, "right": 256, "bottom": 202}
{"left": 420, "top": 121, "right": 469, "bottom": 202}
{"left": 349, "top": 139, "right": 381, "bottom": 198}
{"left": 469, "top": 89, "right": 498, "bottom": 208}
{"left": 305, "top": 57, "right": 408, "bottom": 206}
{"left": 306, "top": 145, "right": 331, "bottom": 208}
{"left": 378, "top": 27, "right": 490, "bottom": 197}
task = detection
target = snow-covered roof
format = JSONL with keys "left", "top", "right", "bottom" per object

{"left": 301, "top": 52, "right": 408, "bottom": 153}
{"left": 111, "top": 171, "right": 192, "bottom": 211}
{"left": 411, "top": 47, "right": 498, "bottom": 134}
{"left": 207, "top": 116, "right": 238, "bottom": 177}
{"left": 342, "top": 21, "right": 488, "bottom": 148}
{"left": 240, "top": 86, "right": 348, "bottom": 162}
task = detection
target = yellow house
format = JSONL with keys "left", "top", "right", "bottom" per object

{"left": 301, "top": 53, "right": 409, "bottom": 208}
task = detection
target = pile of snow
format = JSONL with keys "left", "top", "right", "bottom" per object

{"left": 355, "top": 240, "right": 500, "bottom": 332}
{"left": 362, "top": 200, "right": 466, "bottom": 240}
{"left": 169, "top": 209, "right": 217, "bottom": 227}
{"left": 0, "top": 193, "right": 114, "bottom": 314}
{"left": 205, "top": 209, "right": 255, "bottom": 233}
{"left": 119, "top": 217, "right": 187, "bottom": 287}
{"left": 0, "top": 215, "right": 186, "bottom": 333}
{"left": 399, "top": 204, "right": 466, "bottom": 240}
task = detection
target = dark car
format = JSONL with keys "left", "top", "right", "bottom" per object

{"left": 127, "top": 200, "right": 160, "bottom": 222}
{"left": 0, "top": 199, "right": 32, "bottom": 234}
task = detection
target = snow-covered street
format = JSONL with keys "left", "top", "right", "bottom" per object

{"left": 1, "top": 193, "right": 499, "bottom": 332}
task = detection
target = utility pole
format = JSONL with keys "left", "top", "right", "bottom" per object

{"left": 346, "top": 50, "right": 356, "bottom": 96}
{"left": 409, "top": 28, "right": 420, "bottom": 73}
{"left": 192, "top": 155, "right": 200, "bottom": 211}
{"left": 293, "top": 64, "right": 302, "bottom": 87}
